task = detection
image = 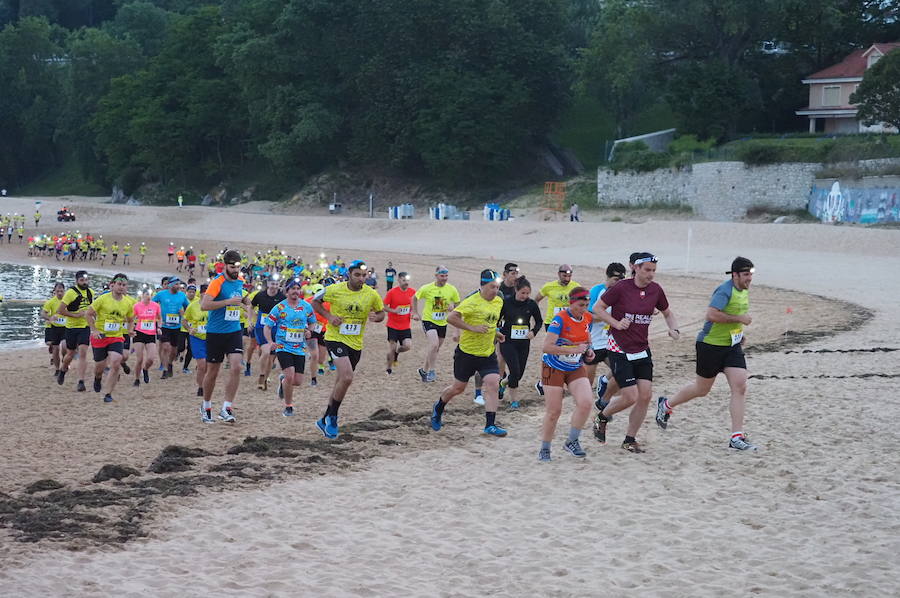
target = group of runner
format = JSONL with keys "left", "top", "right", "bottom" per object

{"left": 39, "top": 250, "right": 759, "bottom": 460}
{"left": 28, "top": 233, "right": 147, "bottom": 265}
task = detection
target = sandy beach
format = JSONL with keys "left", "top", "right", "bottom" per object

{"left": 0, "top": 195, "right": 898, "bottom": 596}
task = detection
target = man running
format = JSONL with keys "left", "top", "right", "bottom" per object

{"left": 413, "top": 266, "right": 459, "bottom": 383}
{"left": 430, "top": 269, "right": 508, "bottom": 437}
{"left": 154, "top": 277, "right": 189, "bottom": 379}
{"left": 251, "top": 276, "right": 285, "bottom": 390}
{"left": 533, "top": 264, "right": 581, "bottom": 395}
{"left": 656, "top": 257, "right": 758, "bottom": 451}
{"left": 41, "top": 282, "right": 67, "bottom": 376}
{"left": 311, "top": 260, "right": 385, "bottom": 439}
{"left": 586, "top": 263, "right": 627, "bottom": 408}
{"left": 264, "top": 279, "right": 317, "bottom": 417}
{"left": 184, "top": 283, "right": 209, "bottom": 398}
{"left": 384, "top": 261, "right": 396, "bottom": 291}
{"left": 200, "top": 249, "right": 251, "bottom": 423}
{"left": 592, "top": 253, "right": 680, "bottom": 453}
{"left": 85, "top": 273, "right": 133, "bottom": 403}
{"left": 382, "top": 271, "right": 415, "bottom": 374}
{"left": 57, "top": 270, "right": 94, "bottom": 391}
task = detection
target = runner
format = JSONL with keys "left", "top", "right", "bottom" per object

{"left": 199, "top": 249, "right": 251, "bottom": 423}
{"left": 656, "top": 257, "right": 758, "bottom": 451}
{"left": 122, "top": 242, "right": 132, "bottom": 265}
{"left": 497, "top": 277, "right": 542, "bottom": 410}
{"left": 384, "top": 261, "right": 396, "bottom": 291}
{"left": 382, "top": 272, "right": 415, "bottom": 375}
{"left": 85, "top": 273, "right": 133, "bottom": 403}
{"left": 179, "top": 283, "right": 197, "bottom": 374}
{"left": 132, "top": 287, "right": 161, "bottom": 387}
{"left": 139, "top": 242, "right": 147, "bottom": 264}
{"left": 592, "top": 253, "right": 681, "bottom": 453}
{"left": 167, "top": 243, "right": 175, "bottom": 264}
{"left": 533, "top": 264, "right": 581, "bottom": 395}
{"left": 183, "top": 283, "right": 210, "bottom": 398}
{"left": 56, "top": 270, "right": 94, "bottom": 391}
{"left": 413, "top": 266, "right": 460, "bottom": 383}
{"left": 176, "top": 247, "right": 186, "bottom": 272}
{"left": 154, "top": 277, "right": 189, "bottom": 379}
{"left": 110, "top": 241, "right": 119, "bottom": 265}
{"left": 263, "top": 279, "right": 317, "bottom": 417}
{"left": 499, "top": 263, "right": 521, "bottom": 300}
{"left": 251, "top": 276, "right": 286, "bottom": 390}
{"left": 430, "top": 269, "right": 508, "bottom": 437}
{"left": 304, "top": 282, "right": 329, "bottom": 386}
{"left": 311, "top": 260, "right": 385, "bottom": 439}
{"left": 586, "top": 263, "right": 627, "bottom": 411}
{"left": 538, "top": 286, "right": 595, "bottom": 461}
{"left": 40, "top": 282, "right": 67, "bottom": 376}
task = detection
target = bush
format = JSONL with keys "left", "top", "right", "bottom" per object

{"left": 735, "top": 143, "right": 784, "bottom": 165}
{"left": 668, "top": 134, "right": 716, "bottom": 154}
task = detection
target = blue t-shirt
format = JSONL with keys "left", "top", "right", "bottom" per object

{"left": 265, "top": 299, "right": 317, "bottom": 355}
{"left": 153, "top": 290, "right": 189, "bottom": 329}
{"left": 588, "top": 283, "right": 606, "bottom": 313}
{"left": 204, "top": 274, "right": 245, "bottom": 334}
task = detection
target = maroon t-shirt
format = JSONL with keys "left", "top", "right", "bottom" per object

{"left": 600, "top": 279, "right": 669, "bottom": 353}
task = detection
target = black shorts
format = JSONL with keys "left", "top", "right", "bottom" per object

{"left": 65, "top": 327, "right": 90, "bottom": 350}
{"left": 309, "top": 329, "right": 325, "bottom": 343}
{"left": 133, "top": 331, "right": 156, "bottom": 344}
{"left": 325, "top": 340, "right": 362, "bottom": 370}
{"left": 45, "top": 327, "right": 65, "bottom": 345}
{"left": 122, "top": 334, "right": 131, "bottom": 351}
{"left": 92, "top": 342, "right": 124, "bottom": 362}
{"left": 160, "top": 327, "right": 181, "bottom": 345}
{"left": 608, "top": 349, "right": 653, "bottom": 388}
{"left": 177, "top": 330, "right": 188, "bottom": 352}
{"left": 387, "top": 327, "right": 412, "bottom": 343}
{"left": 422, "top": 321, "right": 447, "bottom": 338}
{"left": 452, "top": 346, "right": 499, "bottom": 383}
{"left": 696, "top": 342, "right": 746, "bottom": 379}
{"left": 584, "top": 348, "right": 608, "bottom": 366}
{"left": 206, "top": 330, "right": 244, "bottom": 364}
{"left": 242, "top": 327, "right": 250, "bottom": 337}
{"left": 276, "top": 351, "right": 306, "bottom": 373}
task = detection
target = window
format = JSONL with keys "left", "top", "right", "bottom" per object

{"left": 868, "top": 54, "right": 881, "bottom": 68}
{"left": 823, "top": 86, "right": 841, "bottom": 106}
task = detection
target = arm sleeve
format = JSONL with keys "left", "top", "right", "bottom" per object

{"left": 600, "top": 283, "right": 619, "bottom": 306}
{"left": 656, "top": 286, "right": 670, "bottom": 312}
{"left": 205, "top": 277, "right": 224, "bottom": 299}
{"left": 546, "top": 314, "right": 564, "bottom": 336}
{"left": 530, "top": 301, "right": 543, "bottom": 334}
{"left": 708, "top": 286, "right": 730, "bottom": 311}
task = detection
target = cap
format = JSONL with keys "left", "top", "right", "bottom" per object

{"left": 727, "top": 256, "right": 755, "bottom": 274}
{"left": 480, "top": 269, "right": 500, "bottom": 285}
{"left": 75, "top": 270, "right": 88, "bottom": 279}
{"left": 168, "top": 276, "right": 182, "bottom": 285}
{"left": 348, "top": 259, "right": 368, "bottom": 272}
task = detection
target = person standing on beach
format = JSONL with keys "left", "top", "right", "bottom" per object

{"left": 570, "top": 202, "right": 580, "bottom": 222}
{"left": 430, "top": 269, "right": 508, "bottom": 437}
{"left": 311, "top": 260, "right": 385, "bottom": 438}
{"left": 383, "top": 272, "right": 415, "bottom": 375}
{"left": 533, "top": 264, "right": 581, "bottom": 395}
{"left": 385, "top": 262, "right": 396, "bottom": 290}
{"left": 592, "top": 253, "right": 681, "bottom": 453}
{"left": 656, "top": 257, "right": 758, "bottom": 451}
{"left": 57, "top": 270, "right": 94, "bottom": 392}
{"left": 413, "top": 266, "right": 460, "bottom": 383}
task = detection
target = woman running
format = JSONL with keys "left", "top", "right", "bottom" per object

{"left": 132, "top": 287, "right": 161, "bottom": 386}
{"left": 497, "top": 278, "right": 542, "bottom": 410}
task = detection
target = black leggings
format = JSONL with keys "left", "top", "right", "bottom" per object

{"left": 499, "top": 340, "right": 530, "bottom": 389}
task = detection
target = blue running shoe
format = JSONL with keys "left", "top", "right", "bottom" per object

{"left": 315, "top": 417, "right": 333, "bottom": 438}
{"left": 277, "top": 374, "right": 285, "bottom": 400}
{"left": 538, "top": 447, "right": 551, "bottom": 462}
{"left": 328, "top": 362, "right": 336, "bottom": 371}
{"left": 430, "top": 401, "right": 443, "bottom": 431}
{"left": 564, "top": 438, "right": 587, "bottom": 458}
{"left": 103, "top": 394, "right": 113, "bottom": 403}
{"left": 483, "top": 424, "right": 508, "bottom": 437}
{"left": 324, "top": 415, "right": 339, "bottom": 437}
{"left": 509, "top": 401, "right": 520, "bottom": 410}
{"left": 282, "top": 405, "right": 294, "bottom": 417}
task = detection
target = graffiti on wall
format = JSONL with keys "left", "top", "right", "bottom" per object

{"left": 809, "top": 182, "right": 900, "bottom": 223}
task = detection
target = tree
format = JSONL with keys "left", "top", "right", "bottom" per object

{"left": 851, "top": 49, "right": 900, "bottom": 131}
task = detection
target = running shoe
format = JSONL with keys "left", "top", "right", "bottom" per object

{"left": 121, "top": 363, "right": 131, "bottom": 375}
{"left": 534, "top": 380, "right": 544, "bottom": 396}
{"left": 161, "top": 371, "right": 170, "bottom": 380}
{"left": 426, "top": 370, "right": 436, "bottom": 383}
{"left": 324, "top": 415, "right": 339, "bottom": 437}
{"left": 498, "top": 378, "right": 507, "bottom": 400}
{"left": 729, "top": 436, "right": 759, "bottom": 451}
{"left": 509, "top": 401, "right": 520, "bottom": 410}
{"left": 622, "top": 440, "right": 644, "bottom": 453}
{"left": 483, "top": 425, "right": 508, "bottom": 437}
{"left": 595, "top": 375, "right": 608, "bottom": 405}
{"left": 538, "top": 447, "right": 552, "bottom": 462}
{"left": 315, "top": 416, "right": 338, "bottom": 439}
{"left": 310, "top": 378, "right": 318, "bottom": 387}
{"left": 103, "top": 394, "right": 113, "bottom": 403}
{"left": 473, "top": 391, "right": 485, "bottom": 406}
{"left": 430, "top": 401, "right": 443, "bottom": 431}
{"left": 418, "top": 368, "right": 428, "bottom": 383}
{"left": 282, "top": 405, "right": 294, "bottom": 417}
{"left": 655, "top": 396, "right": 671, "bottom": 430}
{"left": 142, "top": 369, "right": 150, "bottom": 383}
{"left": 593, "top": 413, "right": 608, "bottom": 444}
{"left": 328, "top": 361, "right": 336, "bottom": 371}
{"left": 57, "top": 370, "right": 65, "bottom": 385}
{"left": 200, "top": 405, "right": 214, "bottom": 423}
{"left": 564, "top": 438, "right": 587, "bottom": 458}
{"left": 257, "top": 375, "right": 267, "bottom": 390}
{"left": 244, "top": 365, "right": 251, "bottom": 377}
{"left": 218, "top": 407, "right": 236, "bottom": 423}
{"left": 132, "top": 379, "right": 140, "bottom": 387}
{"left": 386, "top": 368, "right": 392, "bottom": 375}
{"left": 93, "top": 377, "right": 102, "bottom": 392}
{"left": 277, "top": 374, "right": 285, "bottom": 400}
{"left": 317, "top": 366, "right": 326, "bottom": 376}
{"left": 76, "top": 380, "right": 86, "bottom": 392}
{"left": 182, "top": 367, "right": 190, "bottom": 375}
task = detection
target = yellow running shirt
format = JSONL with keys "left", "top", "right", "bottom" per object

{"left": 539, "top": 280, "right": 581, "bottom": 324}
{"left": 42, "top": 296, "right": 65, "bottom": 328}
{"left": 415, "top": 282, "right": 460, "bottom": 326}
{"left": 184, "top": 298, "right": 208, "bottom": 340}
{"left": 60, "top": 286, "right": 94, "bottom": 328}
{"left": 321, "top": 282, "right": 383, "bottom": 351}
{"left": 90, "top": 293, "right": 132, "bottom": 338}
{"left": 453, "top": 292, "right": 503, "bottom": 357}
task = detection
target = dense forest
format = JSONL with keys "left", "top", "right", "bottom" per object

{"left": 1, "top": 0, "right": 898, "bottom": 195}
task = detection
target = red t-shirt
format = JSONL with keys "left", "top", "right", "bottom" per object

{"left": 600, "top": 279, "right": 668, "bottom": 353}
{"left": 383, "top": 286, "right": 416, "bottom": 330}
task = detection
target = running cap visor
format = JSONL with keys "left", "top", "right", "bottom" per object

{"left": 727, "top": 256, "right": 755, "bottom": 274}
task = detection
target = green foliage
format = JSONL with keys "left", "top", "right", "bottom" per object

{"left": 668, "top": 135, "right": 716, "bottom": 154}
{"left": 851, "top": 49, "right": 900, "bottom": 132}
{"left": 609, "top": 141, "right": 670, "bottom": 172}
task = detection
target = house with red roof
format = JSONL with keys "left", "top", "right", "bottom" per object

{"left": 796, "top": 42, "right": 900, "bottom": 134}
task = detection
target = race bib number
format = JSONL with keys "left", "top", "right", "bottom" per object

{"left": 510, "top": 325, "right": 529, "bottom": 340}
{"left": 139, "top": 320, "right": 155, "bottom": 331}
{"left": 311, "top": 322, "right": 323, "bottom": 333}
{"left": 626, "top": 350, "right": 649, "bottom": 361}
{"left": 54, "top": 316, "right": 66, "bottom": 326}
{"left": 731, "top": 330, "right": 743, "bottom": 346}
{"left": 560, "top": 352, "right": 582, "bottom": 365}
{"left": 165, "top": 313, "right": 180, "bottom": 325}
{"left": 339, "top": 322, "right": 362, "bottom": 336}
{"left": 285, "top": 328, "right": 304, "bottom": 343}
{"left": 396, "top": 305, "right": 411, "bottom": 315}
{"left": 104, "top": 321, "right": 121, "bottom": 333}
{"left": 431, "top": 311, "right": 446, "bottom": 321}
{"left": 224, "top": 306, "right": 241, "bottom": 321}
{"left": 196, "top": 324, "right": 206, "bottom": 335}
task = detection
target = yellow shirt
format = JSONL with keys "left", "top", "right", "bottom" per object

{"left": 42, "top": 297, "right": 65, "bottom": 328}
{"left": 453, "top": 292, "right": 503, "bottom": 357}
{"left": 60, "top": 286, "right": 94, "bottom": 328}
{"left": 321, "top": 282, "right": 383, "bottom": 351}
{"left": 539, "top": 280, "right": 581, "bottom": 324}
{"left": 184, "top": 298, "right": 208, "bottom": 340}
{"left": 415, "top": 282, "right": 460, "bottom": 325}
{"left": 90, "top": 293, "right": 133, "bottom": 338}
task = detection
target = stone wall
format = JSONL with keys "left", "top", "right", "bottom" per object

{"left": 596, "top": 161, "right": 821, "bottom": 221}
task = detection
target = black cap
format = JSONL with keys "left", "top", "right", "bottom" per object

{"left": 75, "top": 270, "right": 88, "bottom": 279}
{"left": 223, "top": 249, "right": 241, "bottom": 265}
{"left": 727, "top": 256, "right": 755, "bottom": 274}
